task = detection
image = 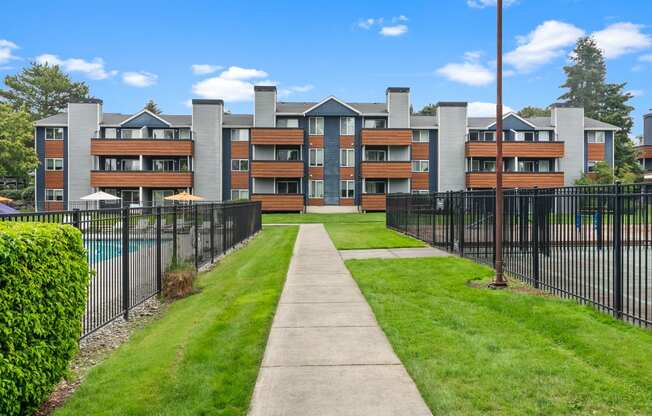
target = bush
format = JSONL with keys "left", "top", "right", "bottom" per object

{"left": 163, "top": 261, "right": 197, "bottom": 300}
{"left": 0, "top": 222, "right": 89, "bottom": 415}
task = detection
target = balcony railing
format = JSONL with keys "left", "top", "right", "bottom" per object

{"left": 251, "top": 128, "right": 304, "bottom": 145}
{"left": 250, "top": 160, "right": 304, "bottom": 177}
{"left": 361, "top": 161, "right": 411, "bottom": 178}
{"left": 465, "top": 141, "right": 564, "bottom": 158}
{"left": 251, "top": 193, "right": 304, "bottom": 211}
{"left": 361, "top": 129, "right": 412, "bottom": 145}
{"left": 90, "top": 171, "right": 193, "bottom": 188}
{"left": 91, "top": 139, "right": 193, "bottom": 156}
{"left": 465, "top": 171, "right": 564, "bottom": 189}
{"left": 361, "top": 194, "right": 387, "bottom": 211}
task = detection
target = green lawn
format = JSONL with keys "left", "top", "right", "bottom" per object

{"left": 262, "top": 212, "right": 385, "bottom": 224}
{"left": 56, "top": 226, "right": 298, "bottom": 416}
{"left": 346, "top": 257, "right": 652, "bottom": 415}
{"left": 324, "top": 223, "right": 425, "bottom": 250}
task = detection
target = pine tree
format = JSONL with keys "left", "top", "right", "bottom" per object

{"left": 417, "top": 104, "right": 437, "bottom": 116}
{"left": 517, "top": 106, "right": 550, "bottom": 118}
{"left": 144, "top": 99, "right": 162, "bottom": 114}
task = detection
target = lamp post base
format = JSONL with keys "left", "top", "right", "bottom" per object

{"left": 488, "top": 278, "right": 509, "bottom": 289}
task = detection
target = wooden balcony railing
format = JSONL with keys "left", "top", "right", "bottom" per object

{"left": 251, "top": 193, "right": 304, "bottom": 211}
{"left": 361, "top": 161, "right": 411, "bottom": 178}
{"left": 361, "top": 129, "right": 411, "bottom": 145}
{"left": 465, "top": 172, "right": 564, "bottom": 189}
{"left": 91, "top": 139, "right": 193, "bottom": 156}
{"left": 361, "top": 194, "right": 386, "bottom": 211}
{"left": 251, "top": 128, "right": 304, "bottom": 145}
{"left": 250, "top": 161, "right": 304, "bottom": 177}
{"left": 465, "top": 141, "right": 564, "bottom": 158}
{"left": 90, "top": 171, "right": 193, "bottom": 187}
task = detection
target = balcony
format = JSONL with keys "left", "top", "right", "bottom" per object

{"left": 91, "top": 171, "right": 193, "bottom": 188}
{"left": 361, "top": 161, "right": 411, "bottom": 178}
{"left": 251, "top": 193, "right": 304, "bottom": 212}
{"left": 638, "top": 145, "right": 652, "bottom": 159}
{"left": 465, "top": 141, "right": 564, "bottom": 158}
{"left": 250, "top": 161, "right": 304, "bottom": 178}
{"left": 361, "top": 194, "right": 386, "bottom": 211}
{"left": 587, "top": 143, "right": 605, "bottom": 161}
{"left": 91, "top": 139, "right": 193, "bottom": 156}
{"left": 361, "top": 129, "right": 411, "bottom": 145}
{"left": 251, "top": 128, "right": 304, "bottom": 145}
{"left": 465, "top": 172, "right": 564, "bottom": 189}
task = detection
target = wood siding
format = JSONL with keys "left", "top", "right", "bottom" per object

{"left": 309, "top": 136, "right": 324, "bottom": 148}
{"left": 340, "top": 198, "right": 355, "bottom": 206}
{"left": 91, "top": 139, "right": 193, "bottom": 156}
{"left": 361, "top": 129, "right": 412, "bottom": 145}
{"left": 587, "top": 143, "right": 605, "bottom": 161}
{"left": 45, "top": 140, "right": 64, "bottom": 157}
{"left": 340, "top": 135, "right": 355, "bottom": 147}
{"left": 361, "top": 194, "right": 386, "bottom": 211}
{"left": 44, "top": 202, "right": 64, "bottom": 211}
{"left": 309, "top": 167, "right": 324, "bottom": 179}
{"left": 45, "top": 171, "right": 64, "bottom": 188}
{"left": 465, "top": 141, "right": 565, "bottom": 158}
{"left": 466, "top": 172, "right": 564, "bottom": 189}
{"left": 638, "top": 145, "right": 652, "bottom": 159}
{"left": 231, "top": 171, "right": 249, "bottom": 189}
{"left": 340, "top": 167, "right": 355, "bottom": 181}
{"left": 231, "top": 142, "right": 249, "bottom": 159}
{"left": 251, "top": 194, "right": 304, "bottom": 212}
{"left": 411, "top": 172, "right": 429, "bottom": 190}
{"left": 251, "top": 161, "right": 304, "bottom": 177}
{"left": 361, "top": 162, "right": 411, "bottom": 178}
{"left": 251, "top": 128, "right": 304, "bottom": 145}
{"left": 91, "top": 171, "right": 193, "bottom": 187}
{"left": 411, "top": 143, "right": 429, "bottom": 160}
{"left": 308, "top": 198, "right": 324, "bottom": 206}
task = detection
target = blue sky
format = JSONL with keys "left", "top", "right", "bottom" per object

{"left": 2, "top": 0, "right": 651, "bottom": 135}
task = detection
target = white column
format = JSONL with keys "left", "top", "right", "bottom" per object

{"left": 514, "top": 156, "right": 519, "bottom": 172}
{"left": 139, "top": 187, "right": 143, "bottom": 207}
{"left": 139, "top": 155, "right": 143, "bottom": 171}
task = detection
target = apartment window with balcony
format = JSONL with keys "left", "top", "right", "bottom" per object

{"left": 121, "top": 190, "right": 140, "bottom": 206}
{"left": 515, "top": 131, "right": 535, "bottom": 141}
{"left": 103, "top": 158, "right": 140, "bottom": 171}
{"left": 587, "top": 131, "right": 605, "bottom": 144}
{"left": 120, "top": 129, "right": 141, "bottom": 139}
{"left": 153, "top": 129, "right": 175, "bottom": 139}
{"left": 104, "top": 128, "right": 117, "bottom": 139}
{"left": 340, "top": 148, "right": 355, "bottom": 167}
{"left": 231, "top": 159, "right": 249, "bottom": 171}
{"left": 365, "top": 149, "right": 387, "bottom": 162}
{"left": 363, "top": 119, "right": 386, "bottom": 129}
{"left": 539, "top": 130, "right": 551, "bottom": 141}
{"left": 231, "top": 189, "right": 249, "bottom": 200}
{"left": 309, "top": 117, "right": 324, "bottom": 135}
{"left": 309, "top": 180, "right": 324, "bottom": 198}
{"left": 412, "top": 130, "right": 429, "bottom": 143}
{"left": 364, "top": 180, "right": 386, "bottom": 194}
{"left": 340, "top": 117, "right": 355, "bottom": 135}
{"left": 340, "top": 180, "right": 355, "bottom": 198}
{"left": 152, "top": 190, "right": 175, "bottom": 206}
{"left": 469, "top": 131, "right": 480, "bottom": 141}
{"left": 231, "top": 129, "right": 250, "bottom": 141}
{"left": 277, "top": 118, "right": 299, "bottom": 128}
{"left": 276, "top": 146, "right": 300, "bottom": 161}
{"left": 470, "top": 159, "right": 496, "bottom": 172}
{"left": 153, "top": 159, "right": 189, "bottom": 172}
{"left": 45, "top": 158, "right": 64, "bottom": 171}
{"left": 179, "top": 129, "right": 191, "bottom": 140}
{"left": 276, "top": 179, "right": 300, "bottom": 194}
{"left": 309, "top": 148, "right": 324, "bottom": 167}
{"left": 519, "top": 161, "right": 537, "bottom": 172}
{"left": 45, "top": 127, "right": 64, "bottom": 140}
{"left": 483, "top": 131, "right": 495, "bottom": 141}
{"left": 45, "top": 189, "right": 64, "bottom": 201}
{"left": 412, "top": 160, "right": 429, "bottom": 172}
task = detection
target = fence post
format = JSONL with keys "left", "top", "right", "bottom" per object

{"left": 222, "top": 206, "right": 228, "bottom": 253}
{"left": 449, "top": 191, "right": 455, "bottom": 252}
{"left": 194, "top": 204, "right": 199, "bottom": 270}
{"left": 416, "top": 197, "right": 420, "bottom": 239}
{"left": 156, "top": 207, "right": 162, "bottom": 293}
{"left": 431, "top": 195, "right": 436, "bottom": 246}
{"left": 210, "top": 204, "right": 215, "bottom": 263}
{"left": 613, "top": 181, "right": 623, "bottom": 319}
{"left": 532, "top": 188, "right": 540, "bottom": 288}
{"left": 72, "top": 208, "right": 81, "bottom": 229}
{"left": 122, "top": 207, "right": 130, "bottom": 320}
{"left": 172, "top": 205, "right": 178, "bottom": 266}
{"left": 404, "top": 196, "right": 409, "bottom": 233}
{"left": 458, "top": 191, "right": 465, "bottom": 256}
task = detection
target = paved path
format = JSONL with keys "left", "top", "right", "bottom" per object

{"left": 249, "top": 224, "right": 432, "bottom": 416}
{"left": 339, "top": 247, "right": 449, "bottom": 261}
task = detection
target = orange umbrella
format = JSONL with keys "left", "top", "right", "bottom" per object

{"left": 164, "top": 192, "right": 204, "bottom": 202}
{"left": 0, "top": 196, "right": 13, "bottom": 203}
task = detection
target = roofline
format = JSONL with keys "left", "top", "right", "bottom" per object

{"left": 119, "top": 109, "right": 171, "bottom": 127}
{"left": 70, "top": 98, "right": 103, "bottom": 104}
{"left": 485, "top": 112, "right": 537, "bottom": 129}
{"left": 191, "top": 99, "right": 224, "bottom": 105}
{"left": 437, "top": 101, "right": 467, "bottom": 107}
{"left": 386, "top": 87, "right": 410, "bottom": 93}
{"left": 302, "top": 96, "right": 362, "bottom": 116}
{"left": 254, "top": 85, "right": 277, "bottom": 92}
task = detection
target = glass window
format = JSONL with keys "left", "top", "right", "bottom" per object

{"left": 364, "top": 180, "right": 386, "bottom": 194}
{"left": 45, "top": 189, "right": 64, "bottom": 201}
{"left": 539, "top": 160, "right": 550, "bottom": 172}
{"left": 340, "top": 148, "right": 355, "bottom": 167}
{"left": 153, "top": 159, "right": 176, "bottom": 171}
{"left": 179, "top": 129, "right": 191, "bottom": 140}
{"left": 104, "top": 128, "right": 117, "bottom": 139}
{"left": 469, "top": 131, "right": 480, "bottom": 141}
{"left": 231, "top": 159, "right": 249, "bottom": 171}
{"left": 276, "top": 180, "right": 300, "bottom": 194}
{"left": 483, "top": 161, "right": 496, "bottom": 172}
{"left": 309, "top": 117, "right": 324, "bottom": 135}
{"left": 539, "top": 130, "right": 551, "bottom": 141}
{"left": 153, "top": 129, "right": 175, "bottom": 139}
{"left": 519, "top": 161, "right": 536, "bottom": 172}
{"left": 412, "top": 130, "right": 429, "bottom": 142}
{"left": 45, "top": 127, "right": 64, "bottom": 140}
{"left": 483, "top": 131, "right": 495, "bottom": 141}
{"left": 231, "top": 129, "right": 249, "bottom": 141}
{"left": 120, "top": 129, "right": 141, "bottom": 139}
{"left": 276, "top": 147, "right": 300, "bottom": 161}
{"left": 412, "top": 160, "right": 429, "bottom": 172}
{"left": 515, "top": 131, "right": 525, "bottom": 141}
{"left": 364, "top": 119, "right": 386, "bottom": 129}
{"left": 121, "top": 190, "right": 140, "bottom": 206}
{"left": 309, "top": 180, "right": 324, "bottom": 198}
{"left": 309, "top": 148, "right": 324, "bottom": 167}
{"left": 231, "top": 189, "right": 249, "bottom": 200}
{"left": 152, "top": 190, "right": 175, "bottom": 206}
{"left": 524, "top": 131, "right": 535, "bottom": 141}
{"left": 277, "top": 118, "right": 299, "bottom": 128}
{"left": 45, "top": 158, "right": 64, "bottom": 171}
{"left": 587, "top": 131, "right": 605, "bottom": 144}
{"left": 365, "top": 149, "right": 387, "bottom": 162}
{"left": 340, "top": 117, "right": 355, "bottom": 135}
{"left": 340, "top": 180, "right": 355, "bottom": 198}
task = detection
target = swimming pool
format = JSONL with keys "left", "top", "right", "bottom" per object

{"left": 85, "top": 239, "right": 156, "bottom": 263}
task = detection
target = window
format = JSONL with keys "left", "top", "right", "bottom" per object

{"left": 231, "top": 189, "right": 249, "bottom": 200}
{"left": 340, "top": 117, "right": 355, "bottom": 135}
{"left": 340, "top": 148, "right": 355, "bottom": 167}
{"left": 231, "top": 129, "right": 249, "bottom": 141}
{"left": 45, "top": 158, "right": 64, "bottom": 171}
{"left": 179, "top": 129, "right": 191, "bottom": 140}
{"left": 364, "top": 180, "right": 386, "bottom": 194}
{"left": 524, "top": 131, "right": 535, "bottom": 141}
{"left": 483, "top": 161, "right": 496, "bottom": 172}
{"left": 413, "top": 130, "right": 429, "bottom": 143}
{"left": 277, "top": 118, "right": 299, "bottom": 128}
{"left": 309, "top": 180, "right": 324, "bottom": 198}
{"left": 103, "top": 158, "right": 140, "bottom": 171}
{"left": 469, "top": 131, "right": 480, "bottom": 141}
{"left": 152, "top": 190, "right": 175, "bottom": 206}
{"left": 45, "top": 189, "right": 64, "bottom": 201}
{"left": 412, "top": 160, "right": 429, "bottom": 172}
{"left": 276, "top": 180, "right": 300, "bottom": 194}
{"left": 364, "top": 119, "right": 386, "bottom": 129}
{"left": 309, "top": 148, "right": 324, "bottom": 167}
{"left": 153, "top": 129, "right": 175, "bottom": 139}
{"left": 153, "top": 159, "right": 176, "bottom": 171}
{"left": 587, "top": 131, "right": 605, "bottom": 144}
{"left": 231, "top": 159, "right": 249, "bottom": 171}
{"left": 519, "top": 161, "right": 536, "bottom": 172}
{"left": 483, "top": 131, "right": 495, "bottom": 141}
{"left": 587, "top": 160, "right": 599, "bottom": 172}
{"left": 539, "top": 130, "right": 551, "bottom": 141}
{"left": 309, "top": 117, "right": 324, "bottom": 135}
{"left": 365, "top": 149, "right": 387, "bottom": 162}
{"left": 340, "top": 180, "right": 355, "bottom": 198}
{"left": 104, "top": 128, "right": 117, "bottom": 139}
{"left": 539, "top": 160, "right": 550, "bottom": 172}
{"left": 121, "top": 190, "right": 140, "bottom": 206}
{"left": 120, "top": 129, "right": 141, "bottom": 139}
{"left": 276, "top": 147, "right": 300, "bottom": 161}
{"left": 45, "top": 127, "right": 64, "bottom": 140}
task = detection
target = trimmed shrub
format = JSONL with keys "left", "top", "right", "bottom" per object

{"left": 0, "top": 222, "right": 89, "bottom": 415}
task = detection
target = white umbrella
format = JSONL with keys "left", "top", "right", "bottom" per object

{"left": 80, "top": 191, "right": 121, "bottom": 201}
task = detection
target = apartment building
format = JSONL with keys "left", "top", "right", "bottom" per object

{"left": 638, "top": 112, "right": 652, "bottom": 182}
{"left": 34, "top": 88, "right": 618, "bottom": 212}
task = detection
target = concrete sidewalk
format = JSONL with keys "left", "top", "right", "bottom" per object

{"left": 248, "top": 224, "right": 432, "bottom": 416}
{"left": 339, "top": 247, "right": 450, "bottom": 261}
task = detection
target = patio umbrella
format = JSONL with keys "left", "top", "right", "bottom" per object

{"left": 164, "top": 192, "right": 204, "bottom": 202}
{"left": 0, "top": 196, "right": 13, "bottom": 203}
{"left": 0, "top": 203, "right": 17, "bottom": 214}
{"left": 80, "top": 191, "right": 121, "bottom": 201}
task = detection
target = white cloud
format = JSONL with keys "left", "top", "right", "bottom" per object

{"left": 393, "top": 15, "right": 408, "bottom": 23}
{"left": 358, "top": 18, "right": 383, "bottom": 30}
{"left": 219, "top": 66, "right": 268, "bottom": 80}
{"left": 467, "top": 0, "right": 517, "bottom": 8}
{"left": 36, "top": 54, "right": 118, "bottom": 80}
{"left": 192, "top": 66, "right": 270, "bottom": 102}
{"left": 279, "top": 84, "right": 314, "bottom": 97}
{"left": 468, "top": 102, "right": 515, "bottom": 117}
{"left": 640, "top": 54, "right": 652, "bottom": 63}
{"left": 0, "top": 39, "right": 19, "bottom": 65}
{"left": 191, "top": 64, "right": 223, "bottom": 75}
{"left": 592, "top": 23, "right": 652, "bottom": 59}
{"left": 464, "top": 51, "right": 483, "bottom": 61}
{"left": 380, "top": 24, "right": 408, "bottom": 37}
{"left": 437, "top": 56, "right": 495, "bottom": 86}
{"left": 122, "top": 71, "right": 158, "bottom": 87}
{"left": 626, "top": 89, "right": 644, "bottom": 98}
{"left": 504, "top": 20, "right": 585, "bottom": 72}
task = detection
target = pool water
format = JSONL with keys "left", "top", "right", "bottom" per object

{"left": 85, "top": 239, "right": 156, "bottom": 263}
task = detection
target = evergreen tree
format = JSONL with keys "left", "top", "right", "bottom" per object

{"left": 0, "top": 63, "right": 90, "bottom": 119}
{"left": 417, "top": 104, "right": 437, "bottom": 116}
{"left": 517, "top": 106, "right": 550, "bottom": 118}
{"left": 144, "top": 99, "right": 162, "bottom": 115}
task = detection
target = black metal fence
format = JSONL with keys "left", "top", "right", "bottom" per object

{"left": 0, "top": 201, "right": 262, "bottom": 338}
{"left": 387, "top": 183, "right": 652, "bottom": 328}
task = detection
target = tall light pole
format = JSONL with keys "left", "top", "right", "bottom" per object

{"left": 491, "top": 0, "right": 507, "bottom": 288}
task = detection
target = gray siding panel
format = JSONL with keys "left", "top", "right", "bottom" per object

{"left": 67, "top": 103, "right": 99, "bottom": 202}
{"left": 222, "top": 128, "right": 231, "bottom": 200}
{"left": 387, "top": 92, "right": 410, "bottom": 128}
{"left": 555, "top": 107, "right": 585, "bottom": 185}
{"left": 644, "top": 114, "right": 652, "bottom": 145}
{"left": 306, "top": 99, "right": 358, "bottom": 117}
{"left": 192, "top": 103, "right": 223, "bottom": 201}
{"left": 254, "top": 90, "right": 276, "bottom": 127}
{"left": 438, "top": 106, "right": 467, "bottom": 191}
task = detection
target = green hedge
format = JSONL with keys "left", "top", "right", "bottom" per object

{"left": 0, "top": 222, "right": 89, "bottom": 415}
